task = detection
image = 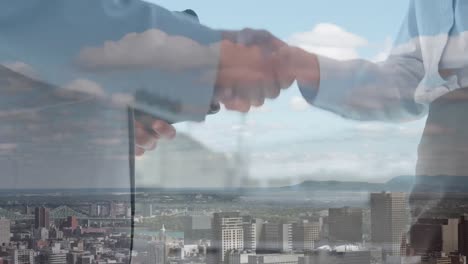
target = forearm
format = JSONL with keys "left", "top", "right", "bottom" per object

{"left": 289, "top": 47, "right": 320, "bottom": 90}
{"left": 293, "top": 50, "right": 427, "bottom": 122}
{"left": 0, "top": 0, "right": 224, "bottom": 123}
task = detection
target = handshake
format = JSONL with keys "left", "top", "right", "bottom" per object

{"left": 215, "top": 29, "right": 320, "bottom": 112}
{"left": 135, "top": 29, "right": 320, "bottom": 156}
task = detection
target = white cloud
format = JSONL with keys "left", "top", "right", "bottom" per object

{"left": 61, "top": 79, "right": 137, "bottom": 107}
{"left": 76, "top": 29, "right": 219, "bottom": 72}
{"left": 289, "top": 96, "right": 310, "bottom": 111}
{"left": 2, "top": 61, "right": 40, "bottom": 80}
{"left": 251, "top": 150, "right": 416, "bottom": 183}
{"left": 63, "top": 79, "right": 105, "bottom": 97}
{"left": 111, "top": 93, "right": 135, "bottom": 107}
{"left": 287, "top": 23, "right": 395, "bottom": 63}
{"left": 354, "top": 122, "right": 390, "bottom": 134}
{"left": 288, "top": 23, "right": 368, "bottom": 60}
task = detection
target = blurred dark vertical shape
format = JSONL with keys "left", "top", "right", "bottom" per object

{"left": 127, "top": 108, "right": 136, "bottom": 263}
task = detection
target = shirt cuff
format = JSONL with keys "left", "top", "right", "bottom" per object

{"left": 298, "top": 55, "right": 357, "bottom": 117}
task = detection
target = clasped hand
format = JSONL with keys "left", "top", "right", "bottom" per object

{"left": 136, "top": 29, "right": 313, "bottom": 156}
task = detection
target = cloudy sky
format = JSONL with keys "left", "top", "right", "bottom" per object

{"left": 142, "top": 0, "right": 427, "bottom": 184}
{"left": 0, "top": 0, "right": 428, "bottom": 188}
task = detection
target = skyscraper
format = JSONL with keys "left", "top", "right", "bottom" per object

{"left": 34, "top": 207, "right": 50, "bottom": 229}
{"left": 259, "top": 222, "right": 292, "bottom": 253}
{"left": 328, "top": 207, "right": 363, "bottom": 243}
{"left": 144, "top": 242, "right": 166, "bottom": 264}
{"left": 459, "top": 215, "right": 468, "bottom": 256}
{"left": 243, "top": 217, "right": 263, "bottom": 252}
{"left": 292, "top": 220, "right": 320, "bottom": 252}
{"left": 409, "top": 218, "right": 444, "bottom": 256}
{"left": 143, "top": 203, "right": 153, "bottom": 217}
{"left": 370, "top": 192, "right": 407, "bottom": 257}
{"left": 0, "top": 218, "right": 10, "bottom": 246}
{"left": 90, "top": 204, "right": 101, "bottom": 217}
{"left": 144, "top": 225, "right": 167, "bottom": 264}
{"left": 442, "top": 218, "right": 459, "bottom": 255}
{"left": 212, "top": 212, "right": 244, "bottom": 263}
{"left": 411, "top": 218, "right": 461, "bottom": 256}
{"left": 182, "top": 215, "right": 212, "bottom": 244}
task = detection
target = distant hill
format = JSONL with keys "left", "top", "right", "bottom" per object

{"left": 285, "top": 175, "right": 468, "bottom": 193}
{"left": 286, "top": 180, "right": 385, "bottom": 192}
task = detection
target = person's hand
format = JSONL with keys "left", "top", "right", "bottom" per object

{"left": 134, "top": 119, "right": 176, "bottom": 157}
{"left": 285, "top": 46, "right": 320, "bottom": 89}
{"left": 214, "top": 29, "right": 296, "bottom": 112}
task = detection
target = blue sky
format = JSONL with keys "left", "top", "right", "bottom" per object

{"left": 142, "top": 0, "right": 427, "bottom": 184}
{"left": 152, "top": 0, "right": 409, "bottom": 57}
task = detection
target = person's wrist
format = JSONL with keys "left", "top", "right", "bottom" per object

{"left": 213, "top": 39, "right": 233, "bottom": 102}
{"left": 290, "top": 47, "right": 320, "bottom": 90}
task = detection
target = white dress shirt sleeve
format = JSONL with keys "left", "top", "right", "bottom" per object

{"left": 298, "top": 0, "right": 436, "bottom": 122}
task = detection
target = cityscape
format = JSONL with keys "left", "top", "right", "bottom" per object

{"left": 0, "top": 180, "right": 467, "bottom": 264}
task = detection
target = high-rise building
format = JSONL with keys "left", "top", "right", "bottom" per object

{"left": 144, "top": 225, "right": 168, "bottom": 264}
{"left": 261, "top": 223, "right": 281, "bottom": 253}
{"left": 0, "top": 218, "right": 10, "bottom": 245}
{"left": 459, "top": 215, "right": 468, "bottom": 256}
{"left": 90, "top": 204, "right": 101, "bottom": 217}
{"left": 212, "top": 212, "right": 244, "bottom": 263}
{"left": 144, "top": 242, "right": 166, "bottom": 264}
{"left": 243, "top": 217, "right": 263, "bottom": 252}
{"left": 142, "top": 226, "right": 168, "bottom": 264}
{"left": 34, "top": 207, "right": 50, "bottom": 229}
{"left": 442, "top": 218, "right": 459, "bottom": 255}
{"left": 408, "top": 218, "right": 460, "bottom": 260}
{"left": 182, "top": 215, "right": 212, "bottom": 244}
{"left": 409, "top": 218, "right": 444, "bottom": 256}
{"left": 142, "top": 203, "right": 153, "bottom": 217}
{"left": 292, "top": 220, "right": 320, "bottom": 252}
{"left": 370, "top": 192, "right": 407, "bottom": 257}
{"left": 9, "top": 248, "right": 35, "bottom": 264}
{"left": 328, "top": 207, "right": 363, "bottom": 243}
{"left": 259, "top": 222, "right": 292, "bottom": 253}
